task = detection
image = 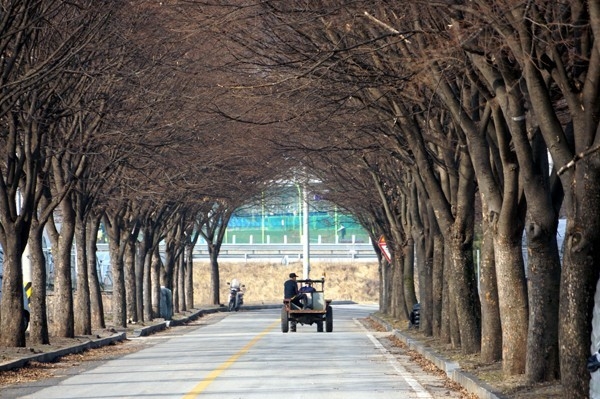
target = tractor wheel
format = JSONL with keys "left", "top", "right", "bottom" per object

{"left": 281, "top": 306, "right": 289, "bottom": 333}
{"left": 325, "top": 306, "right": 333, "bottom": 332}
{"left": 316, "top": 321, "right": 323, "bottom": 332}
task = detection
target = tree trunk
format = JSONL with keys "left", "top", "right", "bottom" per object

{"left": 379, "top": 257, "right": 391, "bottom": 314}
{"left": 409, "top": 180, "right": 426, "bottom": 326}
{"left": 151, "top": 246, "right": 162, "bottom": 318}
{"left": 209, "top": 249, "right": 220, "bottom": 305}
{"left": 391, "top": 244, "right": 406, "bottom": 321}
{"left": 560, "top": 163, "right": 600, "bottom": 399}
{"left": 162, "top": 245, "right": 175, "bottom": 293}
{"left": 447, "top": 154, "right": 481, "bottom": 354}
{"left": 124, "top": 239, "right": 137, "bottom": 323}
{"left": 109, "top": 240, "right": 126, "bottom": 328}
{"left": 431, "top": 230, "right": 444, "bottom": 339}
{"left": 139, "top": 227, "right": 153, "bottom": 322}
{"left": 389, "top": 258, "right": 398, "bottom": 318}
{"left": 399, "top": 100, "right": 480, "bottom": 352}
{"left": 419, "top": 226, "right": 433, "bottom": 336}
{"left": 493, "top": 235, "right": 528, "bottom": 375}
{"left": 403, "top": 238, "right": 418, "bottom": 316}
{"left": 447, "top": 287, "right": 461, "bottom": 349}
{"left": 143, "top": 247, "right": 153, "bottom": 321}
{"left": 0, "top": 238, "right": 25, "bottom": 347}
{"left": 172, "top": 257, "right": 179, "bottom": 314}
{"left": 86, "top": 216, "right": 105, "bottom": 329}
{"left": 511, "top": 115, "right": 561, "bottom": 381}
{"left": 477, "top": 99, "right": 528, "bottom": 375}
{"left": 106, "top": 216, "right": 126, "bottom": 329}
{"left": 448, "top": 231, "right": 480, "bottom": 353}
{"left": 28, "top": 221, "right": 50, "bottom": 345}
{"left": 178, "top": 253, "right": 186, "bottom": 312}
{"left": 479, "top": 206, "right": 502, "bottom": 363}
{"left": 388, "top": 259, "right": 398, "bottom": 317}
{"left": 74, "top": 219, "right": 91, "bottom": 335}
{"left": 185, "top": 244, "right": 194, "bottom": 309}
{"left": 54, "top": 199, "right": 76, "bottom": 338}
{"left": 439, "top": 243, "right": 452, "bottom": 345}
{"left": 135, "top": 241, "right": 144, "bottom": 322}
{"left": 525, "top": 215, "right": 560, "bottom": 381}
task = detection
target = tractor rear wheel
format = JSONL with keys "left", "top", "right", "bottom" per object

{"left": 281, "top": 306, "right": 289, "bottom": 333}
{"left": 325, "top": 306, "right": 333, "bottom": 332}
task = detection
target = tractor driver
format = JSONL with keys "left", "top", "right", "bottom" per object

{"left": 284, "top": 272, "right": 306, "bottom": 309}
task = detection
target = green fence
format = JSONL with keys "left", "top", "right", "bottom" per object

{"left": 224, "top": 212, "right": 369, "bottom": 244}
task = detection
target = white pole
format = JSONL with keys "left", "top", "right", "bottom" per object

{"left": 302, "top": 183, "right": 310, "bottom": 279}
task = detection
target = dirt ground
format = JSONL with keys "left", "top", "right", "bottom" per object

{"left": 0, "top": 260, "right": 564, "bottom": 398}
{"left": 192, "top": 260, "right": 381, "bottom": 306}
{"left": 371, "top": 314, "right": 564, "bottom": 398}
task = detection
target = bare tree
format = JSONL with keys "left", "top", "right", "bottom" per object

{"left": 0, "top": 1, "right": 115, "bottom": 346}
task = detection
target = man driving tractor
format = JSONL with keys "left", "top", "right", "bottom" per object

{"left": 281, "top": 274, "right": 333, "bottom": 333}
{"left": 284, "top": 272, "right": 306, "bottom": 309}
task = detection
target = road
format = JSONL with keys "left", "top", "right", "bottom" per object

{"left": 4, "top": 305, "right": 464, "bottom": 399}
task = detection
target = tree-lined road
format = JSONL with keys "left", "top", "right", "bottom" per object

{"left": 3, "top": 305, "right": 462, "bottom": 399}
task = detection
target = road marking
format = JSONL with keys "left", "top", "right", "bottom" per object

{"left": 182, "top": 320, "right": 278, "bottom": 398}
{"left": 354, "top": 319, "right": 433, "bottom": 398}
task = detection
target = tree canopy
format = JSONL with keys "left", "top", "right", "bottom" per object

{"left": 0, "top": 1, "right": 599, "bottom": 397}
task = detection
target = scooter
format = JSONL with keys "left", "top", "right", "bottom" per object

{"left": 227, "top": 280, "right": 244, "bottom": 312}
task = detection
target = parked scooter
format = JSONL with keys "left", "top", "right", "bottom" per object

{"left": 227, "top": 279, "right": 245, "bottom": 311}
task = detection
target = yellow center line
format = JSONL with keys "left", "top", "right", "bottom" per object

{"left": 182, "top": 320, "right": 278, "bottom": 398}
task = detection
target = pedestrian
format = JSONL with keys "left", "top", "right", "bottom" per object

{"left": 338, "top": 225, "right": 346, "bottom": 240}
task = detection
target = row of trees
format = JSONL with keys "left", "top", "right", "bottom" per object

{"left": 196, "top": 1, "right": 600, "bottom": 397}
{"left": 2, "top": 1, "right": 599, "bottom": 397}
{"left": 0, "top": 0, "right": 286, "bottom": 354}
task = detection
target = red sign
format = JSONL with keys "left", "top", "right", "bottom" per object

{"left": 378, "top": 236, "right": 392, "bottom": 263}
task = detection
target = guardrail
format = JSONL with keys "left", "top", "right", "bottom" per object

{"left": 192, "top": 243, "right": 377, "bottom": 261}
{"left": 96, "top": 242, "right": 377, "bottom": 261}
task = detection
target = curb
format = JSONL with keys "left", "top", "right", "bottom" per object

{"left": 133, "top": 322, "right": 168, "bottom": 337}
{"left": 0, "top": 332, "right": 126, "bottom": 372}
{"left": 369, "top": 314, "right": 508, "bottom": 399}
{"left": 133, "top": 306, "right": 225, "bottom": 336}
{"left": 0, "top": 304, "right": 280, "bottom": 372}
{"left": 235, "top": 304, "right": 282, "bottom": 311}
{"left": 1, "top": 303, "right": 354, "bottom": 374}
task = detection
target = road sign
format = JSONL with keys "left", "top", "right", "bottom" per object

{"left": 378, "top": 236, "right": 392, "bottom": 263}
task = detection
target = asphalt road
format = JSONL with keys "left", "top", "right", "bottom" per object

{"left": 4, "top": 305, "right": 463, "bottom": 399}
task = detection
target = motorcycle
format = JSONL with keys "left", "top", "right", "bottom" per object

{"left": 227, "top": 280, "right": 244, "bottom": 312}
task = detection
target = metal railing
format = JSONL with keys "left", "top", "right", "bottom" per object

{"left": 95, "top": 242, "right": 377, "bottom": 263}
{"left": 192, "top": 243, "right": 377, "bottom": 261}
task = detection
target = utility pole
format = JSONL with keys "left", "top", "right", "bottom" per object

{"left": 302, "top": 183, "right": 310, "bottom": 279}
